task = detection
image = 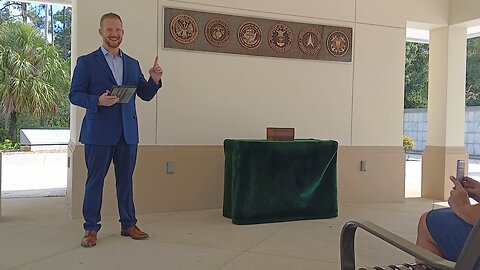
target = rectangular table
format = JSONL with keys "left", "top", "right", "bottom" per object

{"left": 223, "top": 139, "right": 338, "bottom": 225}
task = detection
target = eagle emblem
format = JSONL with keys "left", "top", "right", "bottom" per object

{"left": 170, "top": 14, "right": 199, "bottom": 44}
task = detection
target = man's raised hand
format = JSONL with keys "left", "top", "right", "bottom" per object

{"left": 149, "top": 56, "right": 163, "bottom": 85}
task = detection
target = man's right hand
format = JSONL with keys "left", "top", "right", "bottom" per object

{"left": 463, "top": 176, "right": 480, "bottom": 202}
{"left": 98, "top": 90, "right": 119, "bottom": 106}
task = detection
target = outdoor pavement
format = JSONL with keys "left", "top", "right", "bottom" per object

{"left": 1, "top": 147, "right": 67, "bottom": 198}
{"left": 1, "top": 150, "right": 480, "bottom": 199}
{"left": 405, "top": 154, "right": 480, "bottom": 198}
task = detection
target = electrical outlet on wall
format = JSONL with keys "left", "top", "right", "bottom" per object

{"left": 167, "top": 161, "right": 175, "bottom": 174}
{"left": 360, "top": 160, "right": 367, "bottom": 172}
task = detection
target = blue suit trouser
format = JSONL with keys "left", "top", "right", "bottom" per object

{"left": 83, "top": 138, "right": 138, "bottom": 232}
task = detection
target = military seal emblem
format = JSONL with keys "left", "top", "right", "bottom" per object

{"left": 205, "top": 19, "right": 231, "bottom": 47}
{"left": 298, "top": 27, "right": 322, "bottom": 55}
{"left": 267, "top": 23, "right": 293, "bottom": 53}
{"left": 326, "top": 31, "right": 349, "bottom": 57}
{"left": 237, "top": 22, "right": 262, "bottom": 49}
{"left": 170, "top": 14, "right": 199, "bottom": 44}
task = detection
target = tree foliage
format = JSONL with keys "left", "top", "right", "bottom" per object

{"left": 466, "top": 37, "right": 480, "bottom": 106}
{"left": 0, "top": 1, "right": 71, "bottom": 144}
{"left": 53, "top": 6, "right": 71, "bottom": 58}
{"left": 0, "top": 22, "right": 69, "bottom": 141}
{"left": 0, "top": 1, "right": 39, "bottom": 24}
{"left": 1, "top": 1, "right": 72, "bottom": 59}
{"left": 404, "top": 37, "right": 480, "bottom": 108}
{"left": 404, "top": 42, "right": 429, "bottom": 108}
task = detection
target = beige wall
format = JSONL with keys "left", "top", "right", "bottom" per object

{"left": 71, "top": 0, "right": 452, "bottom": 147}
{"left": 68, "top": 0, "right": 474, "bottom": 218}
{"left": 357, "top": 0, "right": 449, "bottom": 28}
{"left": 422, "top": 146, "right": 468, "bottom": 200}
{"left": 68, "top": 144, "right": 224, "bottom": 219}
{"left": 428, "top": 26, "right": 467, "bottom": 147}
{"left": 157, "top": 0, "right": 357, "bottom": 145}
{"left": 450, "top": 0, "right": 480, "bottom": 26}
{"left": 338, "top": 146, "right": 406, "bottom": 203}
{"left": 351, "top": 23, "right": 405, "bottom": 146}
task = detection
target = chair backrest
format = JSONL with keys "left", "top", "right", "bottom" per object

{"left": 454, "top": 218, "right": 480, "bottom": 270}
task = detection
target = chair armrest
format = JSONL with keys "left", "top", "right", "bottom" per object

{"left": 340, "top": 220, "right": 455, "bottom": 270}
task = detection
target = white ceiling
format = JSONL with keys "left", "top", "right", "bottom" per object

{"left": 468, "top": 25, "right": 480, "bottom": 38}
{"left": 407, "top": 25, "right": 480, "bottom": 43}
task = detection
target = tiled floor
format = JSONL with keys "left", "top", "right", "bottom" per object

{"left": 0, "top": 196, "right": 438, "bottom": 270}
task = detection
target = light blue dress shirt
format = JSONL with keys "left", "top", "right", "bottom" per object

{"left": 101, "top": 46, "right": 123, "bottom": 85}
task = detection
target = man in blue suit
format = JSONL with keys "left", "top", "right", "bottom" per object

{"left": 69, "top": 12, "right": 163, "bottom": 248}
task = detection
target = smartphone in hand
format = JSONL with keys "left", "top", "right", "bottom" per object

{"left": 456, "top": 160, "right": 465, "bottom": 184}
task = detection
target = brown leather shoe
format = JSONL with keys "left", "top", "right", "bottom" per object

{"left": 121, "top": 225, "right": 149, "bottom": 240}
{"left": 81, "top": 230, "right": 97, "bottom": 248}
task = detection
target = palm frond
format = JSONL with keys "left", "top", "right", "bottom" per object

{"left": 0, "top": 22, "right": 69, "bottom": 118}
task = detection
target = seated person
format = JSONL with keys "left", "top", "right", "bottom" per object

{"left": 416, "top": 176, "right": 480, "bottom": 262}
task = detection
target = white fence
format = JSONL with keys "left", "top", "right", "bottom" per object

{"left": 404, "top": 106, "right": 480, "bottom": 156}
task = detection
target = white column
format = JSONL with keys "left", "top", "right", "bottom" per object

{"left": 422, "top": 26, "right": 468, "bottom": 200}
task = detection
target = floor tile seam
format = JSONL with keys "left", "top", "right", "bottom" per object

{"left": 0, "top": 222, "right": 56, "bottom": 241}
{"left": 140, "top": 237, "right": 248, "bottom": 253}
{"left": 4, "top": 244, "right": 81, "bottom": 270}
{"left": 137, "top": 209, "right": 223, "bottom": 224}
{"left": 136, "top": 213, "right": 179, "bottom": 225}
{"left": 338, "top": 204, "right": 431, "bottom": 215}
{"left": 339, "top": 200, "right": 433, "bottom": 208}
{"left": 241, "top": 250, "right": 341, "bottom": 264}
{"left": 213, "top": 226, "right": 292, "bottom": 270}
{"left": 281, "top": 221, "right": 344, "bottom": 235}
{"left": 289, "top": 220, "right": 345, "bottom": 230}
{"left": 2, "top": 226, "right": 120, "bottom": 246}
{"left": 139, "top": 221, "right": 239, "bottom": 232}
{"left": 230, "top": 223, "right": 293, "bottom": 254}
{"left": 0, "top": 221, "right": 81, "bottom": 234}
{"left": 357, "top": 229, "right": 417, "bottom": 240}
{"left": 338, "top": 207, "right": 414, "bottom": 220}
{"left": 353, "top": 201, "right": 434, "bottom": 208}
{"left": 215, "top": 250, "right": 249, "bottom": 270}
{"left": 139, "top": 225, "right": 289, "bottom": 252}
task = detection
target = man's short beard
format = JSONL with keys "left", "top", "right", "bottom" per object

{"left": 105, "top": 39, "right": 121, "bottom": 48}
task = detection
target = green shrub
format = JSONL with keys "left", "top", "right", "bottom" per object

{"left": 0, "top": 139, "right": 20, "bottom": 150}
{"left": 0, "top": 129, "right": 8, "bottom": 142}
{"left": 403, "top": 135, "right": 415, "bottom": 152}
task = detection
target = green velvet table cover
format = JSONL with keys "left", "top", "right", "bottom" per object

{"left": 223, "top": 139, "right": 338, "bottom": 225}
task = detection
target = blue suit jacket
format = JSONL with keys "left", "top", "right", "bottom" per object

{"left": 69, "top": 48, "right": 162, "bottom": 145}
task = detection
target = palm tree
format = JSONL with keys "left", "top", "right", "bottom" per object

{"left": 0, "top": 22, "right": 68, "bottom": 142}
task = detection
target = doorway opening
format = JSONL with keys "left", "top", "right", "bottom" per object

{"left": 0, "top": 0, "right": 71, "bottom": 199}
{"left": 404, "top": 28, "right": 429, "bottom": 198}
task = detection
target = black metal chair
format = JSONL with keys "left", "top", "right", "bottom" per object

{"left": 340, "top": 219, "right": 480, "bottom": 270}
